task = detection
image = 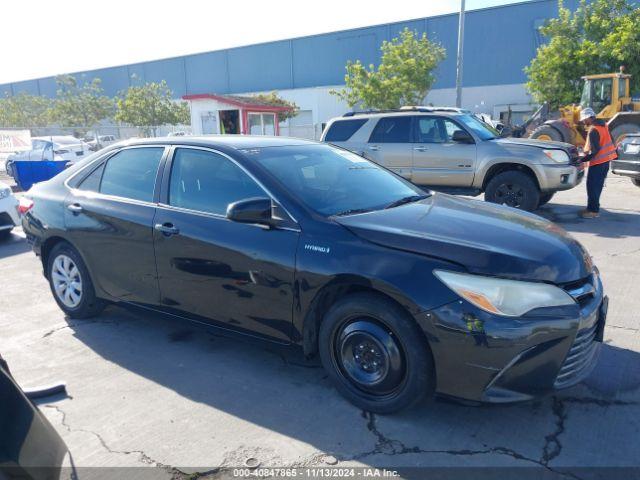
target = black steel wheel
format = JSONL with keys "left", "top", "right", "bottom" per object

{"left": 333, "top": 319, "right": 406, "bottom": 397}
{"left": 319, "top": 293, "right": 434, "bottom": 413}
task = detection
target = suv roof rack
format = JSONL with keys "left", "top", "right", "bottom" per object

{"left": 342, "top": 106, "right": 468, "bottom": 117}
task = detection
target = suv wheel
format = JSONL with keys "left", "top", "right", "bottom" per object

{"left": 484, "top": 171, "right": 541, "bottom": 211}
{"left": 47, "top": 242, "right": 105, "bottom": 319}
{"left": 319, "top": 293, "right": 434, "bottom": 414}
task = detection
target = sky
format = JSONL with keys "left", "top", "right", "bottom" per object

{"left": 1, "top": 0, "right": 529, "bottom": 84}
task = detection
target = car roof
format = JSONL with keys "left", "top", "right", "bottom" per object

{"left": 119, "top": 135, "right": 318, "bottom": 150}
{"left": 337, "top": 110, "right": 465, "bottom": 120}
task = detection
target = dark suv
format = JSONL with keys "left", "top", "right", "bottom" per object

{"left": 613, "top": 133, "right": 640, "bottom": 187}
{"left": 22, "top": 136, "right": 606, "bottom": 413}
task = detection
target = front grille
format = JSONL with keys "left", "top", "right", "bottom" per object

{"left": 554, "top": 321, "right": 600, "bottom": 388}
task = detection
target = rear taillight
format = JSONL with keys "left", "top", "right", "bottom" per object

{"left": 18, "top": 197, "right": 34, "bottom": 215}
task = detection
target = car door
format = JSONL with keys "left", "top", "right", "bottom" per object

{"left": 152, "top": 146, "right": 299, "bottom": 342}
{"left": 411, "top": 116, "right": 477, "bottom": 187}
{"left": 362, "top": 116, "right": 413, "bottom": 180}
{"left": 63, "top": 145, "right": 166, "bottom": 304}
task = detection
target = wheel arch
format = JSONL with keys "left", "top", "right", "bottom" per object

{"left": 41, "top": 236, "right": 96, "bottom": 289}
{"left": 300, "top": 276, "right": 430, "bottom": 359}
{"left": 481, "top": 162, "right": 541, "bottom": 192}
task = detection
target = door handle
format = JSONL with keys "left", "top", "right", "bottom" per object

{"left": 67, "top": 203, "right": 83, "bottom": 214}
{"left": 154, "top": 223, "right": 180, "bottom": 236}
{"left": 368, "top": 145, "right": 380, "bottom": 151}
{"left": 413, "top": 146, "right": 429, "bottom": 152}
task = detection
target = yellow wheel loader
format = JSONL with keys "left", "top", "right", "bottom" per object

{"left": 515, "top": 68, "right": 640, "bottom": 147}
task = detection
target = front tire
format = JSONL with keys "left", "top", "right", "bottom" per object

{"left": 484, "top": 170, "right": 541, "bottom": 211}
{"left": 319, "top": 293, "right": 435, "bottom": 414}
{"left": 47, "top": 242, "right": 105, "bottom": 319}
{"left": 632, "top": 178, "right": 640, "bottom": 188}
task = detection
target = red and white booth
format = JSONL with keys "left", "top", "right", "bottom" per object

{"left": 183, "top": 93, "right": 290, "bottom": 136}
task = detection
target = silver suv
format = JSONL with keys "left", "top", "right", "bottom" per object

{"left": 321, "top": 108, "right": 584, "bottom": 211}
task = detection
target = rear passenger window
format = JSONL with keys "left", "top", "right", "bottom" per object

{"left": 100, "top": 147, "right": 164, "bottom": 202}
{"left": 78, "top": 163, "right": 105, "bottom": 192}
{"left": 169, "top": 148, "right": 265, "bottom": 215}
{"left": 369, "top": 117, "right": 412, "bottom": 143}
{"left": 324, "top": 119, "right": 368, "bottom": 142}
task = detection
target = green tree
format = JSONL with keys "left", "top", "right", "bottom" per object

{"left": 525, "top": 0, "right": 640, "bottom": 109}
{"left": 249, "top": 91, "right": 298, "bottom": 122}
{"left": 50, "top": 75, "right": 114, "bottom": 129}
{"left": 331, "top": 28, "right": 446, "bottom": 110}
{"left": 115, "top": 80, "right": 190, "bottom": 136}
{"left": 0, "top": 92, "right": 53, "bottom": 128}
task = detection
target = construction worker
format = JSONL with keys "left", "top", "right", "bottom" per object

{"left": 579, "top": 107, "right": 618, "bottom": 218}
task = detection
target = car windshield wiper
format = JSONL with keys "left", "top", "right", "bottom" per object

{"left": 332, "top": 208, "right": 375, "bottom": 217}
{"left": 384, "top": 194, "right": 430, "bottom": 209}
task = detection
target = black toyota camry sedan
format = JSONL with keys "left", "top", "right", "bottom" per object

{"left": 22, "top": 136, "right": 607, "bottom": 413}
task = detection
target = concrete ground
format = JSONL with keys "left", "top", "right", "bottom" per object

{"left": 1, "top": 175, "right": 639, "bottom": 479}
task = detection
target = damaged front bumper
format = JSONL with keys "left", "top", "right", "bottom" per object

{"left": 421, "top": 272, "right": 606, "bottom": 403}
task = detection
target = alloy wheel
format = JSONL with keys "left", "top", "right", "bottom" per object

{"left": 494, "top": 183, "right": 525, "bottom": 208}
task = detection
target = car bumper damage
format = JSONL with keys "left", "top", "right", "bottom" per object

{"left": 422, "top": 271, "right": 606, "bottom": 403}
{"left": 537, "top": 163, "right": 585, "bottom": 192}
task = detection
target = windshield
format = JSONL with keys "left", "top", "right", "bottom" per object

{"left": 580, "top": 81, "right": 591, "bottom": 108}
{"left": 456, "top": 114, "right": 498, "bottom": 140}
{"left": 243, "top": 144, "right": 425, "bottom": 216}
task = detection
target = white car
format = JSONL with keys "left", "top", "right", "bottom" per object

{"left": 86, "top": 134, "right": 118, "bottom": 151}
{"left": 6, "top": 136, "right": 90, "bottom": 177}
{"left": 0, "top": 181, "right": 20, "bottom": 240}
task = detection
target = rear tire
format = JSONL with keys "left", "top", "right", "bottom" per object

{"left": 47, "top": 242, "right": 105, "bottom": 319}
{"left": 319, "top": 293, "right": 435, "bottom": 414}
{"left": 530, "top": 124, "right": 564, "bottom": 142}
{"left": 484, "top": 170, "right": 541, "bottom": 211}
{"left": 610, "top": 123, "right": 640, "bottom": 145}
{"left": 538, "top": 192, "right": 555, "bottom": 206}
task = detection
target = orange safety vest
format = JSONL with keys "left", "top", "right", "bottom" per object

{"left": 584, "top": 124, "right": 617, "bottom": 167}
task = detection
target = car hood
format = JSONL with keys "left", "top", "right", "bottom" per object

{"left": 334, "top": 194, "right": 591, "bottom": 284}
{"left": 491, "top": 137, "right": 572, "bottom": 150}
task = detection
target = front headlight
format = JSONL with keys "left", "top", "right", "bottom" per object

{"left": 434, "top": 270, "right": 575, "bottom": 317}
{"left": 543, "top": 149, "right": 570, "bottom": 164}
{"left": 0, "top": 187, "right": 10, "bottom": 199}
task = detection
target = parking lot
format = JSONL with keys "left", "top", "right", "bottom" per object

{"left": 1, "top": 176, "right": 639, "bottom": 478}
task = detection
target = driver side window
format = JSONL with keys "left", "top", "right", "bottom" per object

{"left": 169, "top": 148, "right": 265, "bottom": 216}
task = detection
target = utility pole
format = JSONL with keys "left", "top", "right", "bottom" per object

{"left": 455, "top": 0, "right": 466, "bottom": 108}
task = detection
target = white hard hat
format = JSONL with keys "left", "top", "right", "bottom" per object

{"left": 580, "top": 107, "right": 596, "bottom": 121}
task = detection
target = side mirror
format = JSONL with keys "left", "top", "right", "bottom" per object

{"left": 452, "top": 130, "right": 474, "bottom": 144}
{"left": 226, "top": 197, "right": 273, "bottom": 226}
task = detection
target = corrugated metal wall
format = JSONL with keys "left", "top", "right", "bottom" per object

{"left": 0, "top": 0, "right": 579, "bottom": 98}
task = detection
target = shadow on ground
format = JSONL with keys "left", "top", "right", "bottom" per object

{"left": 57, "top": 304, "right": 640, "bottom": 474}
{"left": 537, "top": 202, "right": 640, "bottom": 239}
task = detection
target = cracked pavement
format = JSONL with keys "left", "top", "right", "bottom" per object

{"left": 1, "top": 176, "right": 639, "bottom": 478}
